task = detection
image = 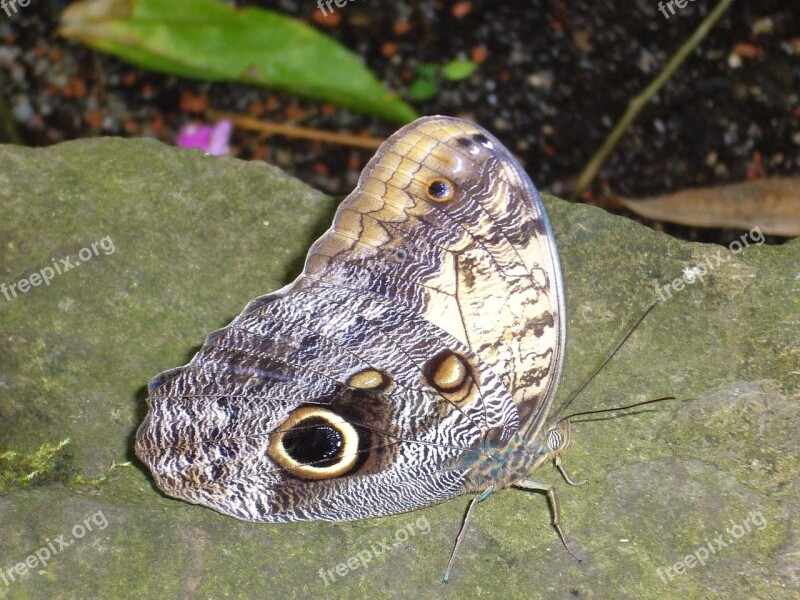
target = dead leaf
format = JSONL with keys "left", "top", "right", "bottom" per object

{"left": 618, "top": 178, "right": 800, "bottom": 236}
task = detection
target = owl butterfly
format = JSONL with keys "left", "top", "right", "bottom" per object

{"left": 136, "top": 115, "right": 666, "bottom": 579}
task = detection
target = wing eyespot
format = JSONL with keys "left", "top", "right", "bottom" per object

{"left": 428, "top": 352, "right": 468, "bottom": 391}
{"left": 422, "top": 351, "right": 478, "bottom": 408}
{"left": 423, "top": 348, "right": 475, "bottom": 391}
{"left": 425, "top": 178, "right": 455, "bottom": 202}
{"left": 348, "top": 368, "right": 391, "bottom": 391}
{"left": 268, "top": 407, "right": 359, "bottom": 480}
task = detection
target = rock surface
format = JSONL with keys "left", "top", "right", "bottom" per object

{"left": 0, "top": 138, "right": 797, "bottom": 599}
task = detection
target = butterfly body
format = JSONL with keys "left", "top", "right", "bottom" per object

{"left": 466, "top": 419, "right": 573, "bottom": 492}
{"left": 136, "top": 116, "right": 567, "bottom": 526}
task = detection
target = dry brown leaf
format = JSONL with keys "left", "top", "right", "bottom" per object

{"left": 618, "top": 178, "right": 800, "bottom": 236}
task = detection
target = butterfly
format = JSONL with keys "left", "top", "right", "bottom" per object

{"left": 135, "top": 115, "right": 655, "bottom": 579}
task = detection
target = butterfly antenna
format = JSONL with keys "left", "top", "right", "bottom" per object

{"left": 555, "top": 302, "right": 659, "bottom": 417}
{"left": 558, "top": 396, "right": 675, "bottom": 424}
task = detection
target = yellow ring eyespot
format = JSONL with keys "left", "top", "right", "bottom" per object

{"left": 348, "top": 369, "right": 390, "bottom": 391}
{"left": 425, "top": 178, "right": 455, "bottom": 202}
{"left": 425, "top": 351, "right": 469, "bottom": 392}
{"left": 268, "top": 407, "right": 359, "bottom": 480}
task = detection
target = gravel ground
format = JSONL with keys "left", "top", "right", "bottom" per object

{"left": 1, "top": 0, "right": 797, "bottom": 244}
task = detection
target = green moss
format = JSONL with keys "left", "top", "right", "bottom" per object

{"left": 0, "top": 438, "right": 132, "bottom": 491}
{"left": 0, "top": 438, "right": 73, "bottom": 489}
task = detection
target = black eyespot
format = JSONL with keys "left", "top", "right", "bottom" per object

{"left": 268, "top": 406, "right": 361, "bottom": 479}
{"left": 472, "top": 133, "right": 490, "bottom": 145}
{"left": 428, "top": 180, "right": 449, "bottom": 198}
{"left": 426, "top": 178, "right": 454, "bottom": 202}
{"left": 282, "top": 417, "right": 343, "bottom": 467}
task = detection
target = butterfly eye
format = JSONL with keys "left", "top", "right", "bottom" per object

{"left": 426, "top": 178, "right": 455, "bottom": 202}
{"left": 547, "top": 427, "right": 565, "bottom": 452}
{"left": 268, "top": 407, "right": 359, "bottom": 480}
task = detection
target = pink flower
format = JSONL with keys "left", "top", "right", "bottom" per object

{"left": 176, "top": 120, "right": 232, "bottom": 155}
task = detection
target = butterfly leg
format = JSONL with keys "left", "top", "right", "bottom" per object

{"left": 513, "top": 479, "right": 582, "bottom": 562}
{"left": 443, "top": 484, "right": 494, "bottom": 582}
{"left": 555, "top": 454, "right": 588, "bottom": 486}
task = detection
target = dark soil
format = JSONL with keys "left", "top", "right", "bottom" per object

{"left": 1, "top": 0, "right": 797, "bottom": 245}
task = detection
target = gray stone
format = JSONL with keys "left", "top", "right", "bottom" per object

{"left": 0, "top": 138, "right": 797, "bottom": 599}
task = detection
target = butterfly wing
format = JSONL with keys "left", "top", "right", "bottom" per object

{"left": 304, "top": 116, "right": 565, "bottom": 436}
{"left": 135, "top": 116, "right": 565, "bottom": 522}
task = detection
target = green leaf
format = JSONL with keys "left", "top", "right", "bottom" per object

{"left": 408, "top": 78, "right": 439, "bottom": 102}
{"left": 415, "top": 63, "right": 440, "bottom": 78}
{"left": 59, "top": 0, "right": 417, "bottom": 123}
{"left": 442, "top": 59, "right": 477, "bottom": 81}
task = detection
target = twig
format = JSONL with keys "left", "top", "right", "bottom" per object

{"left": 207, "top": 110, "right": 385, "bottom": 150}
{"left": 572, "top": 0, "right": 737, "bottom": 198}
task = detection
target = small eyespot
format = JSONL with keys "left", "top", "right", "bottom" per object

{"left": 426, "top": 178, "right": 455, "bottom": 202}
{"left": 425, "top": 351, "right": 469, "bottom": 392}
{"left": 348, "top": 368, "right": 390, "bottom": 391}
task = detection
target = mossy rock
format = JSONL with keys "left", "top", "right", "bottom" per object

{"left": 0, "top": 139, "right": 797, "bottom": 599}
